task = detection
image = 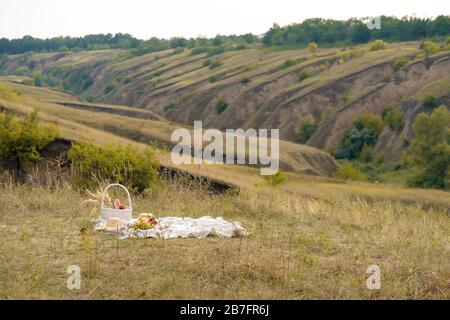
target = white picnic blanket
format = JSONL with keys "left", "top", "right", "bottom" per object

{"left": 92, "top": 216, "right": 248, "bottom": 239}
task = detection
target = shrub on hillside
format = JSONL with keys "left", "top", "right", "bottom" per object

{"left": 335, "top": 113, "right": 383, "bottom": 160}
{"left": 209, "top": 75, "right": 219, "bottom": 83}
{"left": 359, "top": 144, "right": 374, "bottom": 163}
{"left": 68, "top": 141, "right": 159, "bottom": 192}
{"left": 243, "top": 63, "right": 260, "bottom": 72}
{"left": 406, "top": 106, "right": 450, "bottom": 190}
{"left": 240, "top": 77, "right": 251, "bottom": 84}
{"left": 32, "top": 71, "right": 59, "bottom": 88}
{"left": 0, "top": 111, "right": 59, "bottom": 169}
{"left": 333, "top": 163, "right": 367, "bottom": 181}
{"left": 298, "top": 69, "right": 310, "bottom": 82}
{"left": 393, "top": 56, "right": 409, "bottom": 71}
{"left": 295, "top": 120, "right": 317, "bottom": 143}
{"left": 215, "top": 98, "right": 229, "bottom": 113}
{"left": 190, "top": 47, "right": 209, "bottom": 55}
{"left": 419, "top": 40, "right": 440, "bottom": 56}
{"left": 422, "top": 95, "right": 438, "bottom": 109}
{"left": 171, "top": 47, "right": 184, "bottom": 55}
{"left": 13, "top": 66, "right": 31, "bottom": 76}
{"left": 381, "top": 105, "right": 405, "bottom": 132}
{"left": 337, "top": 49, "right": 362, "bottom": 64}
{"left": 162, "top": 103, "right": 175, "bottom": 112}
{"left": 0, "top": 83, "right": 20, "bottom": 102}
{"left": 264, "top": 170, "right": 286, "bottom": 186}
{"left": 104, "top": 84, "right": 115, "bottom": 94}
{"left": 308, "top": 42, "right": 318, "bottom": 53}
{"left": 208, "top": 60, "right": 222, "bottom": 69}
{"left": 281, "top": 59, "right": 297, "bottom": 69}
{"left": 33, "top": 72, "right": 43, "bottom": 87}
{"left": 369, "top": 39, "right": 388, "bottom": 51}
{"left": 206, "top": 46, "right": 225, "bottom": 57}
{"left": 232, "top": 44, "right": 248, "bottom": 51}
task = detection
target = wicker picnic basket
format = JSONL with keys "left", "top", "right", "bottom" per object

{"left": 101, "top": 183, "right": 133, "bottom": 221}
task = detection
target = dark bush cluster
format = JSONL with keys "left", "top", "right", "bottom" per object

{"left": 335, "top": 114, "right": 383, "bottom": 160}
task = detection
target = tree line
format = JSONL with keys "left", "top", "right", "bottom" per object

{"left": 0, "top": 15, "right": 449, "bottom": 55}
{"left": 0, "top": 33, "right": 258, "bottom": 55}
{"left": 262, "top": 15, "right": 450, "bottom": 46}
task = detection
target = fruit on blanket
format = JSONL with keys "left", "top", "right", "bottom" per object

{"left": 130, "top": 214, "right": 159, "bottom": 230}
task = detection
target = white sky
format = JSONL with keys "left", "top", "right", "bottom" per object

{"left": 0, "top": 0, "right": 449, "bottom": 39}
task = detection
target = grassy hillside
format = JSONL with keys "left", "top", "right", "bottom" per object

{"left": 1, "top": 79, "right": 449, "bottom": 209}
{"left": 1, "top": 40, "right": 449, "bottom": 163}
{"left": 0, "top": 79, "right": 338, "bottom": 177}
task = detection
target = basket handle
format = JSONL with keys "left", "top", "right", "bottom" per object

{"left": 101, "top": 183, "right": 132, "bottom": 209}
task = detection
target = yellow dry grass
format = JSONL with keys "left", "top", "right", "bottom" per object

{"left": 0, "top": 176, "right": 448, "bottom": 299}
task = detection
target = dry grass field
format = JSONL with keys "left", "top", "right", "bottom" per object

{"left": 0, "top": 174, "right": 448, "bottom": 299}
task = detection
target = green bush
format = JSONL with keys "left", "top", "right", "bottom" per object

{"left": 369, "top": 39, "right": 388, "bottom": 51}
{"left": 68, "top": 141, "right": 159, "bottom": 192}
{"left": 308, "top": 42, "right": 318, "bottom": 52}
{"left": 33, "top": 72, "right": 43, "bottom": 87}
{"left": 406, "top": 106, "right": 450, "bottom": 189}
{"left": 0, "top": 111, "right": 59, "bottom": 169}
{"left": 240, "top": 77, "right": 251, "bottom": 84}
{"left": 295, "top": 121, "right": 317, "bottom": 143}
{"left": 264, "top": 170, "right": 287, "bottom": 186}
{"left": 281, "top": 59, "right": 297, "bottom": 69}
{"left": 162, "top": 103, "right": 175, "bottom": 112}
{"left": 215, "top": 98, "right": 229, "bottom": 113}
{"left": 403, "top": 138, "right": 410, "bottom": 147}
{"left": 333, "top": 163, "right": 367, "bottom": 181}
{"left": 393, "top": 56, "right": 409, "bottom": 71}
{"left": 206, "top": 46, "right": 225, "bottom": 57}
{"left": 359, "top": 144, "right": 374, "bottom": 163}
{"left": 335, "top": 113, "right": 383, "bottom": 160}
{"left": 208, "top": 60, "right": 222, "bottom": 69}
{"left": 190, "top": 47, "right": 209, "bottom": 55}
{"left": 171, "top": 47, "right": 184, "bottom": 55}
{"left": 32, "top": 71, "right": 59, "bottom": 88}
{"left": 104, "top": 85, "right": 115, "bottom": 94}
{"left": 13, "top": 66, "right": 31, "bottom": 76}
{"left": 233, "top": 44, "right": 248, "bottom": 51}
{"left": 419, "top": 40, "right": 440, "bottom": 56}
{"left": 422, "top": 95, "right": 438, "bottom": 109}
{"left": 298, "top": 70, "right": 310, "bottom": 82}
{"left": 382, "top": 105, "right": 405, "bottom": 132}
{"left": 209, "top": 75, "right": 219, "bottom": 83}
{"left": 0, "top": 83, "right": 20, "bottom": 102}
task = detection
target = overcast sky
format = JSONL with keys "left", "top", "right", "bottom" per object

{"left": 1, "top": 0, "right": 449, "bottom": 39}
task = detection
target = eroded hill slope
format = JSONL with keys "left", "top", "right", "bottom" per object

{"left": 1, "top": 42, "right": 449, "bottom": 162}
